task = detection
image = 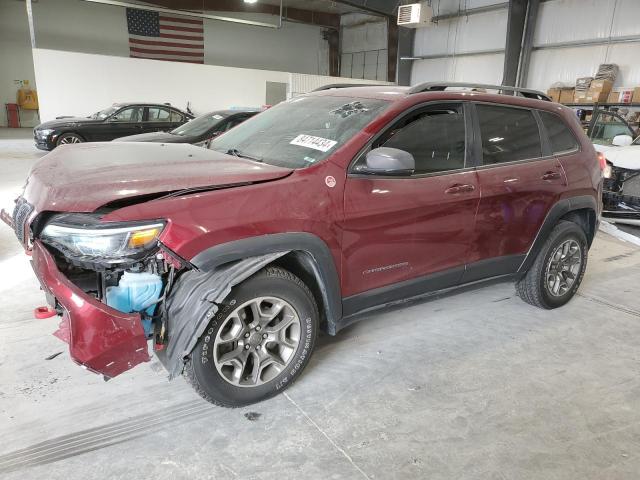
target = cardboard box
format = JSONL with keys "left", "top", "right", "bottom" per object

{"left": 547, "top": 88, "right": 561, "bottom": 103}
{"left": 574, "top": 91, "right": 588, "bottom": 103}
{"left": 559, "top": 88, "right": 575, "bottom": 104}
{"left": 589, "top": 79, "right": 613, "bottom": 92}
{"left": 585, "top": 91, "right": 609, "bottom": 103}
{"left": 607, "top": 90, "right": 620, "bottom": 103}
{"left": 620, "top": 89, "right": 634, "bottom": 104}
{"left": 632, "top": 87, "right": 640, "bottom": 103}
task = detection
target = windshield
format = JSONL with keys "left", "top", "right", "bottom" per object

{"left": 633, "top": 134, "right": 640, "bottom": 145}
{"left": 91, "top": 106, "right": 118, "bottom": 120}
{"left": 171, "top": 113, "right": 228, "bottom": 136}
{"left": 208, "top": 95, "right": 389, "bottom": 168}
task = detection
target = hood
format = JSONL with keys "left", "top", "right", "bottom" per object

{"left": 115, "top": 131, "right": 189, "bottom": 143}
{"left": 23, "top": 142, "right": 292, "bottom": 212}
{"left": 36, "top": 117, "right": 102, "bottom": 129}
{"left": 597, "top": 144, "right": 640, "bottom": 170}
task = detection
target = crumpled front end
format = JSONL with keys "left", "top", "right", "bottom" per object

{"left": 31, "top": 240, "right": 151, "bottom": 377}
{"left": 603, "top": 165, "right": 640, "bottom": 226}
{"left": 2, "top": 196, "right": 175, "bottom": 379}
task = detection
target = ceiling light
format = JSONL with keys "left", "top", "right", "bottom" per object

{"left": 244, "top": 0, "right": 258, "bottom": 3}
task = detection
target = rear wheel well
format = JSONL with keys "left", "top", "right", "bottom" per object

{"left": 560, "top": 208, "right": 596, "bottom": 246}
{"left": 272, "top": 252, "right": 329, "bottom": 333}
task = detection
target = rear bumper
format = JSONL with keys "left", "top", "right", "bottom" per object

{"left": 31, "top": 240, "right": 150, "bottom": 377}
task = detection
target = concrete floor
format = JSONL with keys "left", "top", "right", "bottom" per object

{"left": 2, "top": 127, "right": 640, "bottom": 479}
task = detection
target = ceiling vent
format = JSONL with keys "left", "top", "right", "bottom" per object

{"left": 397, "top": 2, "right": 433, "bottom": 28}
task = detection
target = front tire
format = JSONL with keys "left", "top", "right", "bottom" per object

{"left": 516, "top": 220, "right": 588, "bottom": 309}
{"left": 184, "top": 267, "right": 318, "bottom": 407}
{"left": 56, "top": 132, "right": 84, "bottom": 147}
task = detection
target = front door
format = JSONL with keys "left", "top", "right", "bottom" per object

{"left": 342, "top": 102, "right": 480, "bottom": 312}
{"left": 466, "top": 103, "right": 568, "bottom": 282}
{"left": 102, "top": 106, "right": 144, "bottom": 140}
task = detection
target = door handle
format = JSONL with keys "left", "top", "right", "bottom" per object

{"left": 445, "top": 184, "right": 475, "bottom": 194}
{"left": 541, "top": 171, "right": 561, "bottom": 181}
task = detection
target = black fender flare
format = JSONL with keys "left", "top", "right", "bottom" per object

{"left": 191, "top": 233, "right": 343, "bottom": 335}
{"left": 518, "top": 195, "right": 598, "bottom": 273}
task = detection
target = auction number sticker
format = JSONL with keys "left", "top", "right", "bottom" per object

{"left": 290, "top": 134, "right": 337, "bottom": 152}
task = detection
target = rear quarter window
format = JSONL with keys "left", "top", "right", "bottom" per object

{"left": 539, "top": 111, "right": 579, "bottom": 154}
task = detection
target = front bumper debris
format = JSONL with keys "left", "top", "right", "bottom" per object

{"left": 603, "top": 166, "right": 640, "bottom": 225}
{"left": 32, "top": 240, "right": 150, "bottom": 377}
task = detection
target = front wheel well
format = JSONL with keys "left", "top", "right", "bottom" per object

{"left": 559, "top": 208, "right": 596, "bottom": 247}
{"left": 271, "top": 252, "right": 330, "bottom": 334}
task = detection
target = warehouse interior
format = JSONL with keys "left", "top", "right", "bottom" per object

{"left": 1, "top": 0, "right": 640, "bottom": 478}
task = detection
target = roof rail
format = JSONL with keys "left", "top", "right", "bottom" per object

{"left": 408, "top": 82, "right": 551, "bottom": 101}
{"left": 312, "top": 83, "right": 381, "bottom": 92}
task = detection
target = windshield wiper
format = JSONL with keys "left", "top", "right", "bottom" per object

{"left": 226, "top": 148, "right": 263, "bottom": 162}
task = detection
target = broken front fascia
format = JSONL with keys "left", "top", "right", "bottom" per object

{"left": 603, "top": 166, "right": 640, "bottom": 224}
{"left": 158, "top": 252, "right": 288, "bottom": 379}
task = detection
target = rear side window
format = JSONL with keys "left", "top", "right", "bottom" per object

{"left": 539, "top": 111, "right": 579, "bottom": 154}
{"left": 170, "top": 110, "right": 184, "bottom": 122}
{"left": 477, "top": 104, "right": 542, "bottom": 165}
{"left": 377, "top": 104, "right": 466, "bottom": 175}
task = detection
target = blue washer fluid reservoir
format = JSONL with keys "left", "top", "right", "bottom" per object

{"left": 106, "top": 272, "right": 163, "bottom": 337}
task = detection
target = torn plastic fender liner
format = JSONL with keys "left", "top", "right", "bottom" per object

{"left": 158, "top": 252, "right": 288, "bottom": 379}
{"left": 31, "top": 241, "right": 150, "bottom": 378}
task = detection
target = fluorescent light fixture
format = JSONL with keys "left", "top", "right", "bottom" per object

{"left": 244, "top": 0, "right": 259, "bottom": 3}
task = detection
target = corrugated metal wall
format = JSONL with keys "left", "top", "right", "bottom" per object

{"left": 409, "top": 0, "right": 640, "bottom": 91}
{"left": 528, "top": 0, "right": 640, "bottom": 91}
{"left": 410, "top": 0, "right": 507, "bottom": 85}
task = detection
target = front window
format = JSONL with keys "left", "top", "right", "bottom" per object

{"left": 171, "top": 113, "right": 228, "bottom": 137}
{"left": 591, "top": 112, "right": 635, "bottom": 146}
{"left": 208, "top": 95, "right": 389, "bottom": 168}
{"left": 110, "top": 107, "right": 143, "bottom": 122}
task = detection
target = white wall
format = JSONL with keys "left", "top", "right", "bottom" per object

{"left": 0, "top": 0, "right": 38, "bottom": 127}
{"left": 33, "top": 49, "right": 288, "bottom": 121}
{"left": 527, "top": 0, "right": 640, "bottom": 91}
{"left": 30, "top": 0, "right": 329, "bottom": 75}
{"left": 410, "top": 4, "right": 507, "bottom": 85}
{"left": 32, "top": 49, "right": 388, "bottom": 122}
{"left": 340, "top": 14, "right": 388, "bottom": 81}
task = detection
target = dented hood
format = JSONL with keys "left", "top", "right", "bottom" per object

{"left": 23, "top": 142, "right": 292, "bottom": 212}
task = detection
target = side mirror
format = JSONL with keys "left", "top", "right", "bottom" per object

{"left": 612, "top": 134, "right": 633, "bottom": 147}
{"left": 361, "top": 147, "right": 415, "bottom": 175}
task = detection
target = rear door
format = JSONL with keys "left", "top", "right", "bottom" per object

{"left": 144, "top": 106, "right": 175, "bottom": 133}
{"left": 465, "top": 103, "right": 567, "bottom": 282}
{"left": 342, "top": 102, "right": 480, "bottom": 308}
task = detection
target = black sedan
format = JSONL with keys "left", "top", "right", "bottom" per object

{"left": 33, "top": 103, "right": 193, "bottom": 151}
{"left": 115, "top": 109, "right": 259, "bottom": 147}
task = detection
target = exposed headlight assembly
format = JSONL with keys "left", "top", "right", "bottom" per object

{"left": 40, "top": 214, "right": 164, "bottom": 263}
{"left": 37, "top": 128, "right": 54, "bottom": 137}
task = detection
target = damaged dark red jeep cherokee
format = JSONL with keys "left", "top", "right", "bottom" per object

{"left": 4, "top": 83, "right": 602, "bottom": 407}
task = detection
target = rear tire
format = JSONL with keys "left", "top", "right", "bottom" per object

{"left": 56, "top": 133, "right": 84, "bottom": 147}
{"left": 184, "top": 267, "right": 318, "bottom": 407}
{"left": 516, "top": 220, "right": 588, "bottom": 309}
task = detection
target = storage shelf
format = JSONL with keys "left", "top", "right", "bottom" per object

{"left": 562, "top": 103, "right": 640, "bottom": 108}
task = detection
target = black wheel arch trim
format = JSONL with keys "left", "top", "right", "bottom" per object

{"left": 190, "top": 232, "right": 343, "bottom": 334}
{"left": 518, "top": 195, "right": 598, "bottom": 273}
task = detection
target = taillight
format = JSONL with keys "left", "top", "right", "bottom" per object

{"left": 597, "top": 152, "right": 612, "bottom": 178}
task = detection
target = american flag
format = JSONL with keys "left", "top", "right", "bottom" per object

{"left": 126, "top": 8, "right": 204, "bottom": 64}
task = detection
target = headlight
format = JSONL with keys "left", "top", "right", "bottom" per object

{"left": 38, "top": 129, "right": 54, "bottom": 137}
{"left": 40, "top": 214, "right": 164, "bottom": 262}
{"left": 604, "top": 161, "right": 613, "bottom": 179}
